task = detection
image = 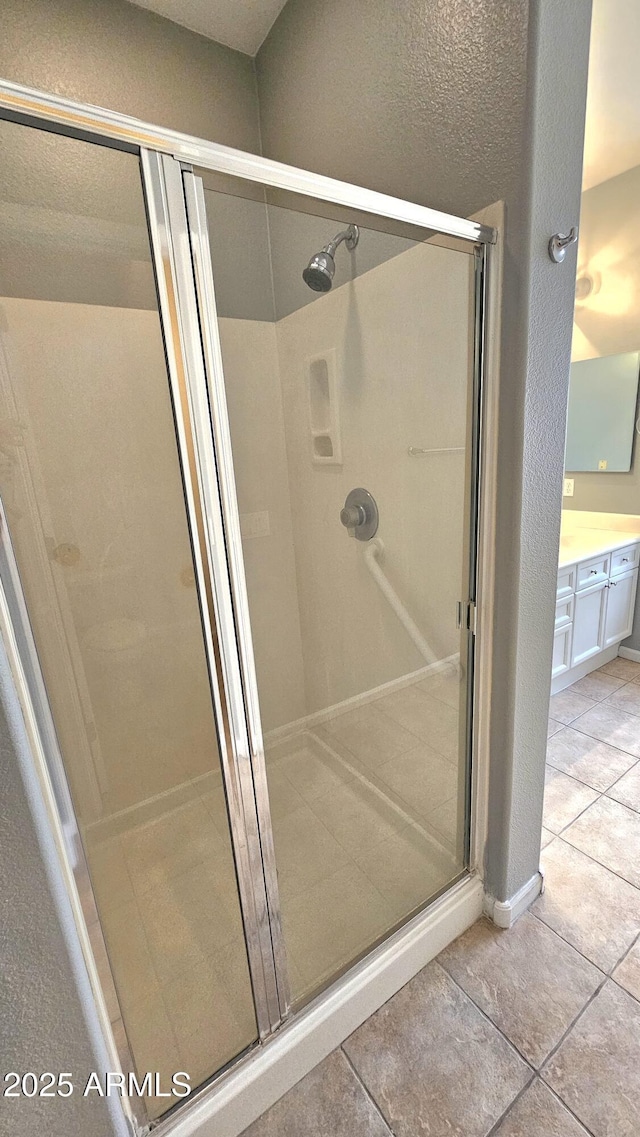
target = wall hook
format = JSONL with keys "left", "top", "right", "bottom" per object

{"left": 548, "top": 226, "right": 578, "bottom": 264}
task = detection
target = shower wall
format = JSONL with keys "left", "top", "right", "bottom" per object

{"left": 276, "top": 241, "right": 471, "bottom": 714}
{"left": 218, "top": 318, "right": 306, "bottom": 730}
{"left": 0, "top": 245, "right": 470, "bottom": 827}
{"left": 218, "top": 238, "right": 471, "bottom": 729}
{"left": 0, "top": 298, "right": 220, "bottom": 820}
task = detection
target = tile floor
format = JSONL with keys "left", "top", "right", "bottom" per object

{"left": 241, "top": 656, "right": 640, "bottom": 1137}
{"left": 83, "top": 664, "right": 464, "bottom": 1119}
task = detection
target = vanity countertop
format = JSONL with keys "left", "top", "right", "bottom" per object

{"left": 558, "top": 528, "right": 640, "bottom": 569}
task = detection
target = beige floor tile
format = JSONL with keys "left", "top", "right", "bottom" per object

{"left": 263, "top": 766, "right": 306, "bottom": 821}
{"left": 100, "top": 899, "right": 161, "bottom": 1016}
{"left": 202, "top": 783, "right": 233, "bottom": 836}
{"left": 416, "top": 664, "right": 461, "bottom": 709}
{"left": 607, "top": 762, "right": 640, "bottom": 812}
{"left": 309, "top": 779, "right": 409, "bottom": 858}
{"left": 543, "top": 767, "right": 599, "bottom": 834}
{"left": 120, "top": 798, "right": 224, "bottom": 896}
{"left": 603, "top": 683, "right": 640, "bottom": 718}
{"left": 571, "top": 702, "right": 640, "bottom": 758}
{"left": 344, "top": 961, "right": 530, "bottom": 1137}
{"left": 534, "top": 839, "right": 640, "bottom": 971}
{"left": 546, "top": 728, "right": 636, "bottom": 792}
{"left": 569, "top": 671, "right": 626, "bottom": 702}
{"left": 209, "top": 936, "right": 264, "bottom": 1013}
{"left": 600, "top": 656, "right": 640, "bottom": 681}
{"left": 163, "top": 955, "right": 256, "bottom": 1088}
{"left": 284, "top": 863, "right": 394, "bottom": 1000}
{"left": 377, "top": 685, "right": 459, "bottom": 760}
{"left": 541, "top": 827, "right": 556, "bottom": 850}
{"left": 241, "top": 1049, "right": 392, "bottom": 1137}
{"left": 613, "top": 939, "right": 640, "bottom": 1002}
{"left": 375, "top": 744, "right": 458, "bottom": 820}
{"left": 547, "top": 717, "right": 563, "bottom": 738}
{"left": 85, "top": 833, "right": 136, "bottom": 913}
{"left": 272, "top": 804, "right": 351, "bottom": 903}
{"left": 494, "top": 1078, "right": 590, "bottom": 1136}
{"left": 439, "top": 915, "right": 601, "bottom": 1067}
{"left": 423, "top": 794, "right": 461, "bottom": 851}
{"left": 353, "top": 824, "right": 459, "bottom": 919}
{"left": 548, "top": 690, "right": 596, "bottom": 725}
{"left": 563, "top": 795, "right": 640, "bottom": 888}
{"left": 319, "top": 703, "right": 420, "bottom": 768}
{"left": 136, "top": 855, "right": 245, "bottom": 982}
{"left": 543, "top": 980, "right": 640, "bottom": 1136}
{"left": 274, "top": 738, "right": 355, "bottom": 803}
{"left": 123, "top": 993, "right": 183, "bottom": 1120}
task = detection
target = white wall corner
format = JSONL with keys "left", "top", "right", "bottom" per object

{"left": 483, "top": 870, "right": 544, "bottom": 929}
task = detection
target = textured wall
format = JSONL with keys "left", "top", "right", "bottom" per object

{"left": 256, "top": 0, "right": 591, "bottom": 902}
{"left": 0, "top": 637, "right": 123, "bottom": 1137}
{"left": 0, "top": 0, "right": 260, "bottom": 147}
{"left": 489, "top": 0, "right": 591, "bottom": 899}
{"left": 257, "top": 0, "right": 528, "bottom": 219}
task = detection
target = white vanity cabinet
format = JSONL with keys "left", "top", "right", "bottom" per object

{"left": 553, "top": 542, "right": 640, "bottom": 691}
{"left": 603, "top": 568, "right": 639, "bottom": 647}
{"left": 571, "top": 577, "right": 608, "bottom": 667}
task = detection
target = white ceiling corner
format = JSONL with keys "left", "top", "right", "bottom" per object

{"left": 128, "top": 0, "right": 289, "bottom": 56}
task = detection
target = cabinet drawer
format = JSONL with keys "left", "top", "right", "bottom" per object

{"left": 611, "top": 543, "right": 640, "bottom": 577}
{"left": 557, "top": 564, "right": 576, "bottom": 599}
{"left": 555, "top": 595, "right": 574, "bottom": 629}
{"left": 576, "top": 553, "right": 610, "bottom": 590}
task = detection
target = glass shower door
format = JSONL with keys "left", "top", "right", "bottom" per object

{"left": 0, "top": 119, "right": 259, "bottom": 1120}
{"left": 186, "top": 172, "right": 480, "bottom": 1008}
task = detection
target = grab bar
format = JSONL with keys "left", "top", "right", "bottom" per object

{"left": 363, "top": 537, "right": 438, "bottom": 666}
{"left": 407, "top": 446, "right": 464, "bottom": 456}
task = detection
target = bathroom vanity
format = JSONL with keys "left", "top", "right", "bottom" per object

{"left": 553, "top": 512, "right": 640, "bottom": 692}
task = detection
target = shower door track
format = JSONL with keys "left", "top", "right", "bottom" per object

{"left": 0, "top": 78, "right": 497, "bottom": 1137}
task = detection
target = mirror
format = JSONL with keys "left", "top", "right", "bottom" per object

{"left": 565, "top": 351, "right": 640, "bottom": 473}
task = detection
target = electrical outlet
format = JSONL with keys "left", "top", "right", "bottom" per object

{"left": 598, "top": 459, "right": 608, "bottom": 470}
{"left": 563, "top": 478, "right": 574, "bottom": 497}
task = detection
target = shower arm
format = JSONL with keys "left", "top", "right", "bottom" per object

{"left": 323, "top": 224, "right": 359, "bottom": 257}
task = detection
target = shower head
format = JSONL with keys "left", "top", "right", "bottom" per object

{"left": 303, "top": 224, "right": 359, "bottom": 292}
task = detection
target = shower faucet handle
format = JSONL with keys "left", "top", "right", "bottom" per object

{"left": 340, "top": 488, "right": 379, "bottom": 542}
{"left": 340, "top": 504, "right": 367, "bottom": 533}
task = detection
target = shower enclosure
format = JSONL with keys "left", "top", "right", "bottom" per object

{"left": 0, "top": 80, "right": 494, "bottom": 1133}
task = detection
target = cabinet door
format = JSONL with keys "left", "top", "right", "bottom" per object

{"left": 552, "top": 623, "right": 573, "bottom": 678}
{"left": 603, "top": 568, "right": 639, "bottom": 647}
{"left": 571, "top": 580, "right": 608, "bottom": 667}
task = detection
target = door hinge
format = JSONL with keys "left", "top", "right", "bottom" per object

{"left": 456, "top": 600, "right": 478, "bottom": 635}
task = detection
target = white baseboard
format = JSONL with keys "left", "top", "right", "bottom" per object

{"left": 550, "top": 643, "right": 619, "bottom": 695}
{"left": 483, "top": 871, "right": 543, "bottom": 929}
{"left": 264, "top": 653, "right": 460, "bottom": 745}
{"left": 159, "top": 875, "right": 483, "bottom": 1137}
{"left": 619, "top": 646, "right": 640, "bottom": 662}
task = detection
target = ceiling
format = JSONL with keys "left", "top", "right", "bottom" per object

{"left": 583, "top": 0, "right": 640, "bottom": 190}
{"left": 129, "top": 0, "right": 289, "bottom": 56}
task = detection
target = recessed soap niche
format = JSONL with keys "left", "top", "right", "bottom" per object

{"left": 308, "top": 349, "right": 342, "bottom": 465}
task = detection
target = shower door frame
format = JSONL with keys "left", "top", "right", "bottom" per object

{"left": 0, "top": 78, "right": 497, "bottom": 1137}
